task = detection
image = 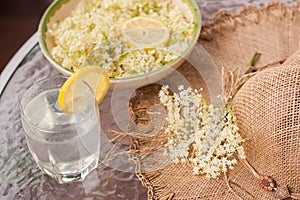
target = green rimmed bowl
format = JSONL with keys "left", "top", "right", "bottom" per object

{"left": 38, "top": 0, "right": 201, "bottom": 89}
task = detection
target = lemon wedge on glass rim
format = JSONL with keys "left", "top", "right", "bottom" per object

{"left": 121, "top": 16, "right": 170, "bottom": 49}
{"left": 58, "top": 65, "right": 110, "bottom": 114}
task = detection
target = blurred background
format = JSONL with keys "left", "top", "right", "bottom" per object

{"left": 0, "top": 0, "right": 51, "bottom": 73}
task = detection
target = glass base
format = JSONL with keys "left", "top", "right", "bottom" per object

{"left": 41, "top": 159, "right": 98, "bottom": 184}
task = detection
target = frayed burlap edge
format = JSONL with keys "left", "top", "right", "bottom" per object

{"left": 201, "top": 1, "right": 300, "bottom": 95}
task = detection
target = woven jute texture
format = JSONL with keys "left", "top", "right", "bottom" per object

{"left": 232, "top": 52, "right": 300, "bottom": 200}
{"left": 129, "top": 2, "right": 300, "bottom": 200}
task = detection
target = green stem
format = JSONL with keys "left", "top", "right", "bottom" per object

{"left": 248, "top": 52, "right": 260, "bottom": 67}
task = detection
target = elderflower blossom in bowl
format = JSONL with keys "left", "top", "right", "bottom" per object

{"left": 38, "top": 0, "right": 201, "bottom": 89}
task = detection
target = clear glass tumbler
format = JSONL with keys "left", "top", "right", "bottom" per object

{"left": 20, "top": 76, "right": 101, "bottom": 184}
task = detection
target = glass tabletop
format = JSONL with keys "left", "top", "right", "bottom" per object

{"left": 0, "top": 0, "right": 294, "bottom": 199}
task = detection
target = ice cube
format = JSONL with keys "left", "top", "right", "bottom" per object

{"left": 36, "top": 105, "right": 56, "bottom": 130}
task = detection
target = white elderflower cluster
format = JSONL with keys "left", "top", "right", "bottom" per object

{"left": 159, "top": 85, "right": 246, "bottom": 178}
{"left": 49, "top": 0, "right": 196, "bottom": 78}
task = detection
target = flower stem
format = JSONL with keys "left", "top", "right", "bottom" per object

{"left": 248, "top": 52, "right": 260, "bottom": 67}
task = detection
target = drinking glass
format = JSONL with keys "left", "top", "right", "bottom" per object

{"left": 20, "top": 76, "right": 101, "bottom": 184}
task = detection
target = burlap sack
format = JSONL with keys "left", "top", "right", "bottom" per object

{"left": 128, "top": 2, "right": 300, "bottom": 200}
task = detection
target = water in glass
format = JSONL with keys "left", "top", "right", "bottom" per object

{"left": 21, "top": 77, "right": 100, "bottom": 184}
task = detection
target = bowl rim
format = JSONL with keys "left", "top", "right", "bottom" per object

{"left": 38, "top": 0, "right": 202, "bottom": 82}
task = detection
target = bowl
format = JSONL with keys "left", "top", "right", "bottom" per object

{"left": 38, "top": 0, "right": 201, "bottom": 89}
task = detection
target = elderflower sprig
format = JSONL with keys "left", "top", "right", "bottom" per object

{"left": 159, "top": 85, "right": 246, "bottom": 178}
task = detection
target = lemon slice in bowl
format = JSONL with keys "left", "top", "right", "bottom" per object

{"left": 121, "top": 16, "right": 170, "bottom": 49}
{"left": 58, "top": 65, "right": 110, "bottom": 114}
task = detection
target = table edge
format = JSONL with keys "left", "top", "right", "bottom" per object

{"left": 0, "top": 32, "right": 38, "bottom": 96}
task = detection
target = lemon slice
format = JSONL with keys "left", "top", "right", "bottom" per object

{"left": 58, "top": 65, "right": 110, "bottom": 113}
{"left": 121, "top": 16, "right": 170, "bottom": 49}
